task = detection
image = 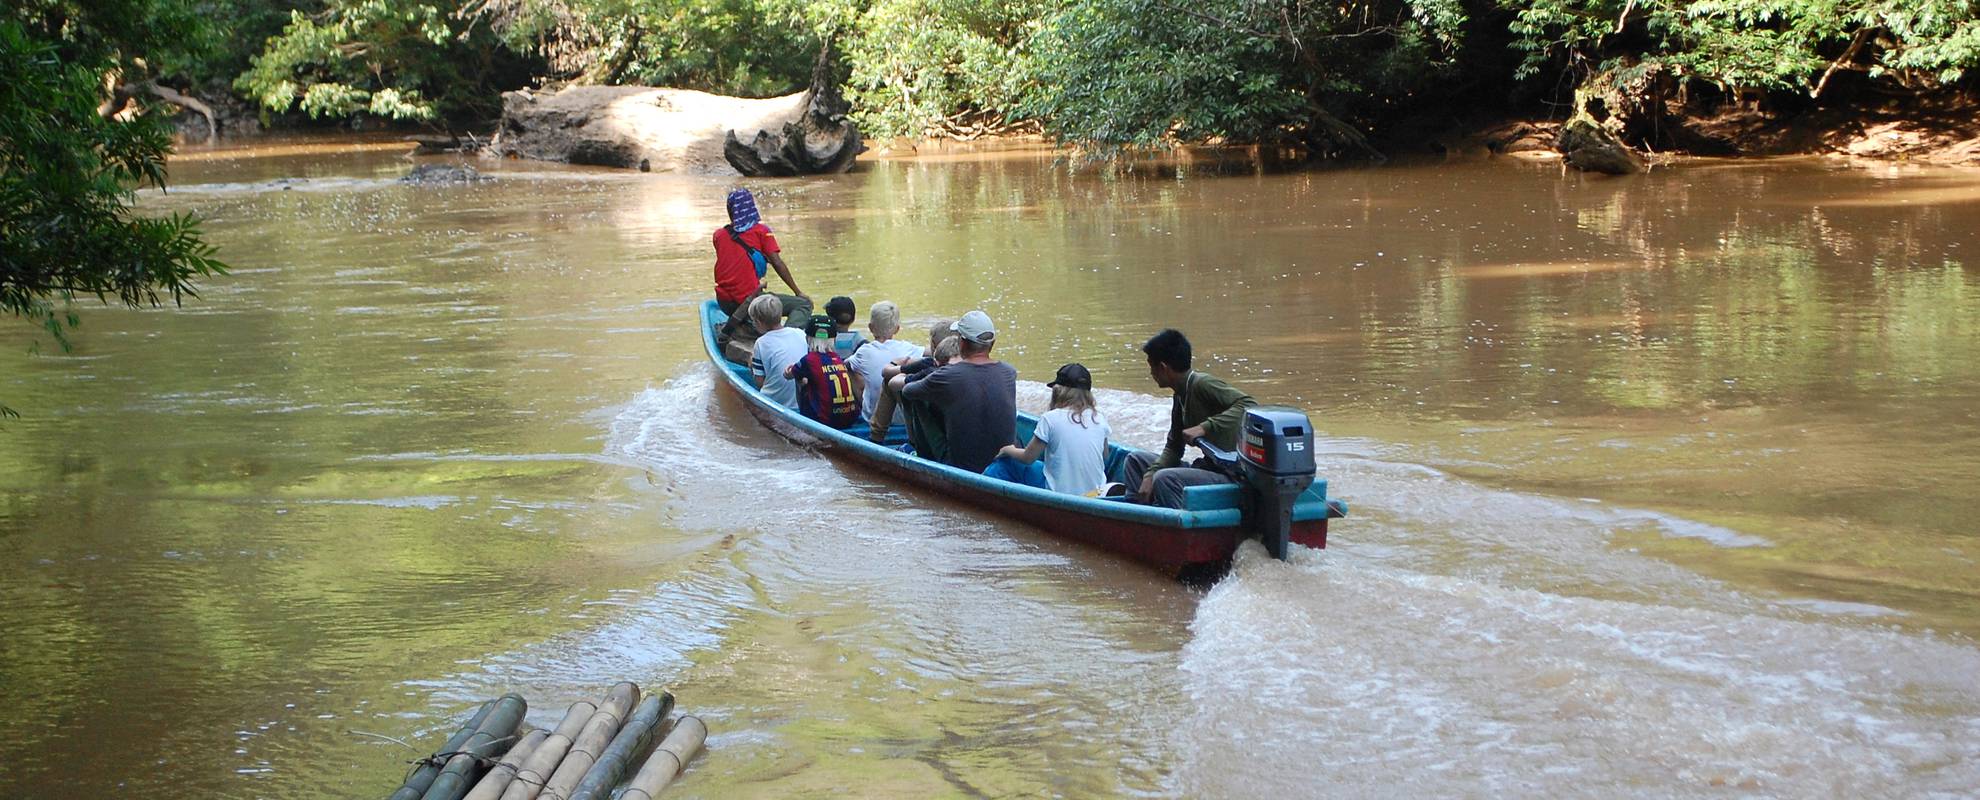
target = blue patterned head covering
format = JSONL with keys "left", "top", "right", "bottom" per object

{"left": 726, "top": 188, "right": 760, "bottom": 232}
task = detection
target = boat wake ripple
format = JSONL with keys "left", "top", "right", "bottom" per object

{"left": 1176, "top": 547, "right": 1980, "bottom": 796}
{"left": 1035, "top": 378, "right": 1980, "bottom": 796}
{"left": 416, "top": 370, "right": 1980, "bottom": 796}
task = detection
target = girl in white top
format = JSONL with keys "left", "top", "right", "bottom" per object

{"left": 995, "top": 364, "right": 1110, "bottom": 496}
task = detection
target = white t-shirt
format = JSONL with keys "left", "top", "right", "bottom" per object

{"left": 749, "top": 327, "right": 809, "bottom": 409}
{"left": 1032, "top": 408, "right": 1110, "bottom": 496}
{"left": 844, "top": 337, "right": 923, "bottom": 425}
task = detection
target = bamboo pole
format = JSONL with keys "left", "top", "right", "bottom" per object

{"left": 389, "top": 701, "right": 495, "bottom": 800}
{"left": 496, "top": 700, "right": 600, "bottom": 800}
{"left": 461, "top": 728, "right": 547, "bottom": 800}
{"left": 533, "top": 683, "right": 642, "bottom": 800}
{"left": 419, "top": 694, "right": 529, "bottom": 800}
{"left": 616, "top": 715, "right": 706, "bottom": 800}
{"left": 567, "top": 692, "right": 673, "bottom": 800}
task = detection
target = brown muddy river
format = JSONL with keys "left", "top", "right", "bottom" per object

{"left": 2, "top": 142, "right": 1978, "bottom": 797}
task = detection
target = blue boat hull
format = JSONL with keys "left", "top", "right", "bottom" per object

{"left": 699, "top": 301, "right": 1335, "bottom": 575}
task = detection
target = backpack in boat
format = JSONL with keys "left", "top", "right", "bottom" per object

{"left": 794, "top": 351, "right": 861, "bottom": 429}
{"left": 721, "top": 315, "right": 762, "bottom": 365}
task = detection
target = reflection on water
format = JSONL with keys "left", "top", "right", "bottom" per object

{"left": 1, "top": 144, "right": 1977, "bottom": 797}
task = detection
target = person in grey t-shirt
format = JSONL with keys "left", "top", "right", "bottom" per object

{"left": 899, "top": 310, "right": 1017, "bottom": 474}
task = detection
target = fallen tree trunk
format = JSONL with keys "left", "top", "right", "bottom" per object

{"left": 1557, "top": 118, "right": 1645, "bottom": 175}
{"left": 99, "top": 79, "right": 219, "bottom": 142}
{"left": 721, "top": 120, "right": 863, "bottom": 176}
{"left": 141, "top": 83, "right": 217, "bottom": 143}
{"left": 723, "top": 43, "right": 865, "bottom": 176}
{"left": 489, "top": 86, "right": 824, "bottom": 174}
{"left": 1307, "top": 107, "right": 1387, "bottom": 163}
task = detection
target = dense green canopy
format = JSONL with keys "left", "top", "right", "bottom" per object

{"left": 2, "top": 1, "right": 227, "bottom": 415}
{"left": 220, "top": 0, "right": 1980, "bottom": 147}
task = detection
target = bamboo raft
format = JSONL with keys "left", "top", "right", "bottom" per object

{"left": 384, "top": 684, "right": 706, "bottom": 800}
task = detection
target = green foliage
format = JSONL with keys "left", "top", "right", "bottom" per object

{"left": 835, "top": 0, "right": 1055, "bottom": 137}
{"left": 465, "top": 0, "right": 817, "bottom": 95}
{"left": 1026, "top": 0, "right": 1469, "bottom": 149}
{"left": 0, "top": 10, "right": 228, "bottom": 415}
{"left": 6, "top": 0, "right": 209, "bottom": 67}
{"left": 237, "top": 0, "right": 522, "bottom": 122}
{"left": 168, "top": 0, "right": 315, "bottom": 88}
{"left": 1027, "top": 0, "right": 1297, "bottom": 147}
{"left": 1508, "top": 0, "right": 1980, "bottom": 92}
{"left": 613, "top": 0, "right": 817, "bottom": 95}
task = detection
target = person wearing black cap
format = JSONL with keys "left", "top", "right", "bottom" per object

{"left": 985, "top": 364, "right": 1113, "bottom": 496}
{"left": 783, "top": 314, "right": 862, "bottom": 429}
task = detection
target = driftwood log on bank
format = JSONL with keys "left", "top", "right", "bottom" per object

{"left": 488, "top": 85, "right": 861, "bottom": 175}
{"left": 489, "top": 86, "right": 795, "bottom": 173}
{"left": 1556, "top": 118, "right": 1645, "bottom": 175}
{"left": 721, "top": 46, "right": 865, "bottom": 176}
{"left": 721, "top": 111, "right": 863, "bottom": 176}
{"left": 491, "top": 42, "right": 862, "bottom": 176}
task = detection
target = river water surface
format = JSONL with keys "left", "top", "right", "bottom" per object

{"left": 2, "top": 143, "right": 1978, "bottom": 797}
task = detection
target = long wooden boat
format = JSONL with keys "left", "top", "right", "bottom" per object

{"left": 700, "top": 300, "right": 1344, "bottom": 576}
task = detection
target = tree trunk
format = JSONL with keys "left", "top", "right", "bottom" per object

{"left": 1557, "top": 118, "right": 1644, "bottom": 174}
{"left": 723, "top": 41, "right": 866, "bottom": 176}
{"left": 100, "top": 80, "right": 219, "bottom": 142}
{"left": 142, "top": 83, "right": 219, "bottom": 142}
{"left": 1303, "top": 106, "right": 1387, "bottom": 163}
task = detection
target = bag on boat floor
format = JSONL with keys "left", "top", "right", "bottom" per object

{"left": 720, "top": 317, "right": 762, "bottom": 365}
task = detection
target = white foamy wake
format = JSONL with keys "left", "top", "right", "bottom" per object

{"left": 423, "top": 371, "right": 1181, "bottom": 759}
{"left": 1025, "top": 380, "right": 1980, "bottom": 796}
{"left": 429, "top": 370, "right": 1980, "bottom": 797}
{"left": 1175, "top": 546, "right": 1980, "bottom": 797}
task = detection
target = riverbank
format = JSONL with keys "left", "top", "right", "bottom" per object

{"left": 1452, "top": 91, "right": 1980, "bottom": 167}
{"left": 170, "top": 86, "right": 1980, "bottom": 173}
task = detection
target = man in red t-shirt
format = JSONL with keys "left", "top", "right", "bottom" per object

{"left": 715, "top": 188, "right": 810, "bottom": 328}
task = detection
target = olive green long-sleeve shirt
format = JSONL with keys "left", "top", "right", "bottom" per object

{"left": 1155, "top": 370, "right": 1256, "bottom": 469}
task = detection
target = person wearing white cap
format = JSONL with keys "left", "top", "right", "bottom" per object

{"left": 898, "top": 310, "right": 1017, "bottom": 474}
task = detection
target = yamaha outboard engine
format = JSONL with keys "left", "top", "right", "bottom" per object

{"left": 1237, "top": 407, "right": 1316, "bottom": 559}
{"left": 1195, "top": 406, "right": 1317, "bottom": 560}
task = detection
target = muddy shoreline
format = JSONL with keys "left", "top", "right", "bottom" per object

{"left": 171, "top": 102, "right": 1980, "bottom": 172}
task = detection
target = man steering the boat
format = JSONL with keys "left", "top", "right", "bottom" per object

{"left": 714, "top": 188, "right": 810, "bottom": 330}
{"left": 1122, "top": 329, "right": 1257, "bottom": 508}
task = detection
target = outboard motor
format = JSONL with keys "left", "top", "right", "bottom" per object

{"left": 1195, "top": 406, "right": 1317, "bottom": 560}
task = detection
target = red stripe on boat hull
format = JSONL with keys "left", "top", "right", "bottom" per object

{"left": 728, "top": 379, "right": 1326, "bottom": 576}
